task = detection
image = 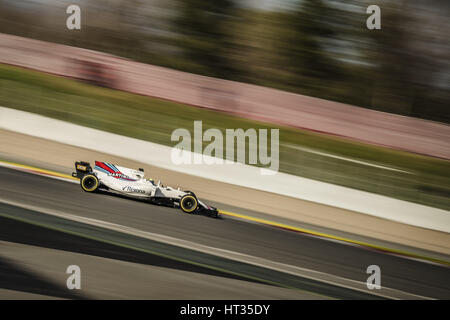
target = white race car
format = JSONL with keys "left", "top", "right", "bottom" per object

{"left": 72, "top": 161, "right": 219, "bottom": 218}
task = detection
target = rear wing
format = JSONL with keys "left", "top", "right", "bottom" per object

{"left": 72, "top": 161, "right": 93, "bottom": 179}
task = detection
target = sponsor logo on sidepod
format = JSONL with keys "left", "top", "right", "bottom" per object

{"left": 122, "top": 186, "right": 145, "bottom": 194}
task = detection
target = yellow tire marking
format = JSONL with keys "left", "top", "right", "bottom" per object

{"left": 181, "top": 195, "right": 198, "bottom": 213}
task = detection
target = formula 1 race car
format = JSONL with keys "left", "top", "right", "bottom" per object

{"left": 72, "top": 161, "right": 219, "bottom": 218}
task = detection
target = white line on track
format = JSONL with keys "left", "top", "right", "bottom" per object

{"left": 281, "top": 143, "right": 414, "bottom": 174}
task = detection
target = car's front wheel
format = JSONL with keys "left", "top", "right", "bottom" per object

{"left": 180, "top": 194, "right": 198, "bottom": 213}
{"left": 80, "top": 174, "right": 99, "bottom": 192}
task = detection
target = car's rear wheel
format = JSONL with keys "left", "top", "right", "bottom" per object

{"left": 80, "top": 174, "right": 99, "bottom": 192}
{"left": 180, "top": 194, "right": 198, "bottom": 213}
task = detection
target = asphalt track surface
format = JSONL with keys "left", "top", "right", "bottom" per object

{"left": 0, "top": 167, "right": 449, "bottom": 299}
{"left": 0, "top": 220, "right": 329, "bottom": 299}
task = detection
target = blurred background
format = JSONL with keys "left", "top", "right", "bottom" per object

{"left": 0, "top": 0, "right": 449, "bottom": 122}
